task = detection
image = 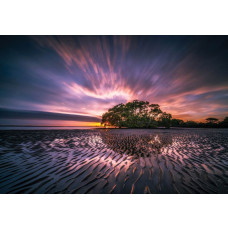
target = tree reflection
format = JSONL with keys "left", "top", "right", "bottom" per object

{"left": 100, "top": 130, "right": 173, "bottom": 158}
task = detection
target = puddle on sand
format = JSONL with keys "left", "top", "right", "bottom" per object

{"left": 0, "top": 128, "right": 228, "bottom": 193}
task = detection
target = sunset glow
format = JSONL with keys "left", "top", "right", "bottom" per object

{"left": 0, "top": 36, "right": 227, "bottom": 125}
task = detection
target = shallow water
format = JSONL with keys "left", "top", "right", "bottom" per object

{"left": 0, "top": 128, "right": 228, "bottom": 193}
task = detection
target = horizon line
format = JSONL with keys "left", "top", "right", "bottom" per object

{"left": 0, "top": 125, "right": 101, "bottom": 127}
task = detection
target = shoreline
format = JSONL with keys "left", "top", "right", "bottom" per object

{"left": 0, "top": 127, "right": 228, "bottom": 131}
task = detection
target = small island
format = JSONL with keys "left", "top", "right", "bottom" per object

{"left": 101, "top": 100, "right": 228, "bottom": 129}
{"left": 101, "top": 100, "right": 172, "bottom": 128}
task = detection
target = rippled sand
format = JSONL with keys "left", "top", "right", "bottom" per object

{"left": 0, "top": 129, "right": 228, "bottom": 194}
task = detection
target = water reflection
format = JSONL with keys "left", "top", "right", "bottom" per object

{"left": 100, "top": 130, "right": 173, "bottom": 158}
{"left": 0, "top": 129, "right": 227, "bottom": 193}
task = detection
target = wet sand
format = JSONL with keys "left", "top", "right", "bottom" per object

{"left": 0, "top": 128, "right": 227, "bottom": 193}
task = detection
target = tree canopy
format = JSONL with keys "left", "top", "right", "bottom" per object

{"left": 101, "top": 100, "right": 172, "bottom": 128}
{"left": 206, "top": 117, "right": 219, "bottom": 124}
{"left": 101, "top": 100, "right": 228, "bottom": 129}
{"left": 171, "top": 116, "right": 228, "bottom": 128}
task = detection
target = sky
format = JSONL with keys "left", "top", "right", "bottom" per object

{"left": 0, "top": 35, "right": 228, "bottom": 126}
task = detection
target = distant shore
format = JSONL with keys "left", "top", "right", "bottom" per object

{"left": 0, "top": 125, "right": 228, "bottom": 131}
{"left": 0, "top": 126, "right": 101, "bottom": 130}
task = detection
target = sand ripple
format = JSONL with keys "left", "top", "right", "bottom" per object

{"left": 0, "top": 128, "right": 228, "bottom": 193}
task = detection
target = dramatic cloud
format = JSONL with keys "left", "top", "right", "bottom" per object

{"left": 0, "top": 35, "right": 227, "bottom": 125}
{"left": 0, "top": 108, "right": 100, "bottom": 121}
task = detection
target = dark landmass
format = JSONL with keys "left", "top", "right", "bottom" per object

{"left": 101, "top": 100, "right": 228, "bottom": 129}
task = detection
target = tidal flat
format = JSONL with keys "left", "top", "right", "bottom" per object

{"left": 0, "top": 128, "right": 228, "bottom": 194}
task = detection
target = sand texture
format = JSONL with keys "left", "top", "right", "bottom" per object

{"left": 0, "top": 128, "right": 228, "bottom": 193}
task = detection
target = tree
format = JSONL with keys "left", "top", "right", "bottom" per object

{"left": 224, "top": 117, "right": 228, "bottom": 123}
{"left": 171, "top": 119, "right": 184, "bottom": 127}
{"left": 185, "top": 121, "right": 198, "bottom": 128}
{"left": 101, "top": 100, "right": 172, "bottom": 128}
{"left": 220, "top": 116, "right": 228, "bottom": 128}
{"left": 206, "top": 117, "right": 219, "bottom": 124}
{"left": 158, "top": 112, "right": 172, "bottom": 128}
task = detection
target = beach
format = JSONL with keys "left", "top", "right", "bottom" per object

{"left": 0, "top": 128, "right": 228, "bottom": 193}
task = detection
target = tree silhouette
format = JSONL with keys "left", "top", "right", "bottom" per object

{"left": 101, "top": 100, "right": 172, "bottom": 128}
{"left": 171, "top": 119, "right": 184, "bottom": 127}
{"left": 223, "top": 116, "right": 228, "bottom": 123}
{"left": 220, "top": 116, "right": 228, "bottom": 128}
{"left": 206, "top": 117, "right": 219, "bottom": 124}
{"left": 101, "top": 101, "right": 227, "bottom": 129}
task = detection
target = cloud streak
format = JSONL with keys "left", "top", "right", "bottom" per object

{"left": 0, "top": 108, "right": 100, "bottom": 122}
{"left": 0, "top": 35, "right": 227, "bottom": 125}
